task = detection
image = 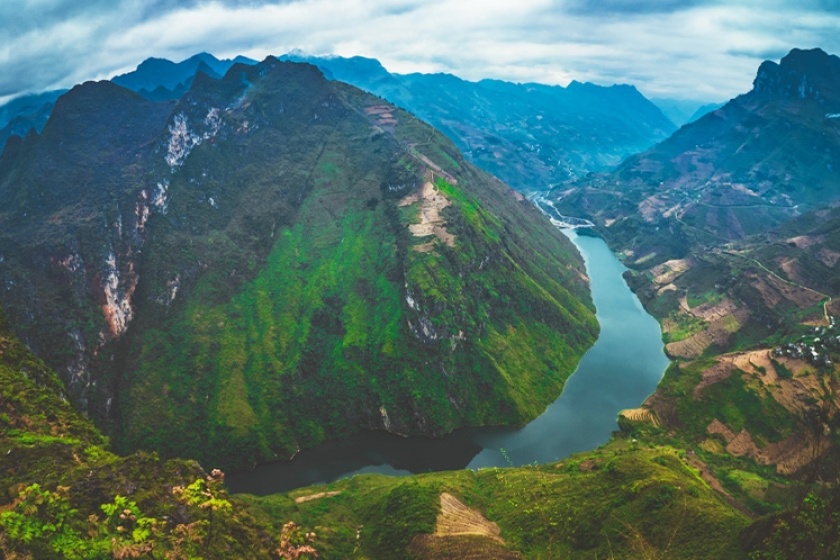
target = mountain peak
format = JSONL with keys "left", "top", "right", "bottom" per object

{"left": 752, "top": 47, "right": 840, "bottom": 103}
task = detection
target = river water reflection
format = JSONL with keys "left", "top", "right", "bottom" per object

{"left": 227, "top": 229, "right": 669, "bottom": 495}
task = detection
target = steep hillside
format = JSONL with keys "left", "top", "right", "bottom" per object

{"left": 241, "top": 440, "right": 750, "bottom": 560}
{"left": 0, "top": 306, "right": 758, "bottom": 559}
{"left": 556, "top": 48, "right": 840, "bottom": 267}
{"left": 0, "top": 89, "right": 66, "bottom": 151}
{"left": 556, "top": 50, "right": 840, "bottom": 545}
{"left": 282, "top": 53, "right": 677, "bottom": 191}
{"left": 0, "top": 306, "right": 274, "bottom": 558}
{"left": 0, "top": 57, "right": 597, "bottom": 471}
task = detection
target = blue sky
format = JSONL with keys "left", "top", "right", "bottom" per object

{"left": 3, "top": 0, "right": 840, "bottom": 103}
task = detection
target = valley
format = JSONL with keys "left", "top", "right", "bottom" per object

{"left": 2, "top": 43, "right": 840, "bottom": 559}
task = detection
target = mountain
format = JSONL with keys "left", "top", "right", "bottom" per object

{"left": 0, "top": 57, "right": 597, "bottom": 471}
{"left": 111, "top": 51, "right": 258, "bottom": 100}
{"left": 545, "top": 49, "right": 840, "bottom": 540}
{"left": 651, "top": 97, "right": 724, "bottom": 127}
{"left": 688, "top": 102, "right": 726, "bottom": 123}
{"left": 0, "top": 300, "right": 759, "bottom": 559}
{"left": 0, "top": 54, "right": 257, "bottom": 151}
{"left": 0, "top": 89, "right": 67, "bottom": 130}
{"left": 556, "top": 47, "right": 840, "bottom": 267}
{"left": 281, "top": 53, "right": 678, "bottom": 191}
{"left": 0, "top": 304, "right": 275, "bottom": 557}
{"left": 0, "top": 89, "right": 66, "bottom": 151}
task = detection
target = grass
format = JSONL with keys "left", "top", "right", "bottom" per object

{"left": 119, "top": 81, "right": 598, "bottom": 471}
{"left": 239, "top": 443, "right": 751, "bottom": 559}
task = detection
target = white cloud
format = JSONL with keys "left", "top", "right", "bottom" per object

{"left": 2, "top": 0, "right": 840, "bottom": 102}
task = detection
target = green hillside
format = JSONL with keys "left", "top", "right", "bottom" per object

{"left": 0, "top": 58, "right": 597, "bottom": 471}
{"left": 0, "top": 306, "right": 754, "bottom": 558}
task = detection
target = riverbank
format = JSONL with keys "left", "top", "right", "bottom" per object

{"left": 228, "top": 230, "right": 669, "bottom": 494}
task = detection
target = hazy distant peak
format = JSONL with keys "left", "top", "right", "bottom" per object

{"left": 752, "top": 47, "right": 840, "bottom": 102}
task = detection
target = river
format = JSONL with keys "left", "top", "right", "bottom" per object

{"left": 227, "top": 229, "right": 670, "bottom": 494}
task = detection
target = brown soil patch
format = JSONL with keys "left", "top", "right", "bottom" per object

{"left": 644, "top": 391, "right": 681, "bottom": 428}
{"left": 399, "top": 181, "right": 456, "bottom": 250}
{"left": 816, "top": 247, "right": 840, "bottom": 268}
{"left": 707, "top": 418, "right": 831, "bottom": 475}
{"left": 364, "top": 104, "right": 399, "bottom": 128}
{"left": 620, "top": 407, "right": 661, "bottom": 427}
{"left": 650, "top": 258, "right": 692, "bottom": 286}
{"left": 690, "top": 297, "right": 738, "bottom": 322}
{"left": 410, "top": 535, "right": 523, "bottom": 560}
{"left": 691, "top": 351, "right": 837, "bottom": 474}
{"left": 658, "top": 283, "right": 678, "bottom": 295}
{"left": 666, "top": 305, "right": 748, "bottom": 360}
{"left": 294, "top": 491, "right": 341, "bottom": 504}
{"left": 750, "top": 270, "right": 823, "bottom": 311}
{"left": 785, "top": 235, "right": 824, "bottom": 249}
{"left": 638, "top": 195, "right": 666, "bottom": 222}
{"left": 435, "top": 493, "right": 502, "bottom": 541}
{"left": 409, "top": 493, "right": 523, "bottom": 559}
{"left": 693, "top": 356, "right": 738, "bottom": 397}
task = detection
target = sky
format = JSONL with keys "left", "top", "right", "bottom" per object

{"left": 3, "top": 0, "right": 840, "bottom": 105}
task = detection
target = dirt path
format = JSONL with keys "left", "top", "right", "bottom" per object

{"left": 685, "top": 454, "right": 754, "bottom": 517}
{"left": 294, "top": 491, "right": 341, "bottom": 504}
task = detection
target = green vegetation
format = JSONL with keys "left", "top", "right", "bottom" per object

{"left": 679, "top": 370, "right": 792, "bottom": 444}
{"left": 240, "top": 442, "right": 751, "bottom": 559}
{"left": 105, "top": 60, "right": 598, "bottom": 470}
{"left": 0, "top": 307, "right": 277, "bottom": 558}
{"left": 0, "top": 57, "right": 598, "bottom": 472}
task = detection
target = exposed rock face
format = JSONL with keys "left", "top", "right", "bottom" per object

{"left": 0, "top": 80, "right": 175, "bottom": 412}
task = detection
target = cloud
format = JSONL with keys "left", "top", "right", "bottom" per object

{"left": 563, "top": 0, "right": 711, "bottom": 16}
{"left": 2, "top": 0, "right": 840, "bottom": 103}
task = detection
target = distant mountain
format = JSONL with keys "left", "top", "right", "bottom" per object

{"left": 0, "top": 54, "right": 261, "bottom": 151}
{"left": 0, "top": 57, "right": 597, "bottom": 470}
{"left": 557, "top": 47, "right": 840, "bottom": 266}
{"left": 0, "top": 89, "right": 66, "bottom": 151}
{"left": 112, "top": 52, "right": 258, "bottom": 100}
{"left": 687, "top": 101, "right": 725, "bottom": 123}
{"left": 650, "top": 97, "right": 724, "bottom": 127}
{"left": 281, "top": 53, "right": 677, "bottom": 191}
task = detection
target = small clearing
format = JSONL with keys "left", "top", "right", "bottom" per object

{"left": 293, "top": 491, "right": 341, "bottom": 504}
{"left": 364, "top": 104, "right": 399, "bottom": 128}
{"left": 620, "top": 407, "right": 661, "bottom": 427}
{"left": 399, "top": 181, "right": 456, "bottom": 251}
{"left": 785, "top": 235, "right": 824, "bottom": 249}
{"left": 650, "top": 258, "right": 692, "bottom": 286}
{"left": 435, "top": 492, "right": 503, "bottom": 541}
{"left": 816, "top": 247, "right": 840, "bottom": 268}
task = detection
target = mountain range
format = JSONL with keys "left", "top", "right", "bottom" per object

{"left": 281, "top": 52, "right": 678, "bottom": 190}
{"left": 556, "top": 47, "right": 840, "bottom": 266}
{"left": 1, "top": 51, "right": 679, "bottom": 191}
{"left": 2, "top": 46, "right": 840, "bottom": 559}
{"left": 0, "top": 56, "right": 597, "bottom": 472}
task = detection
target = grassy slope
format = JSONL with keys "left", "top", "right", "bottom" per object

{"left": 241, "top": 441, "right": 749, "bottom": 559}
{"left": 0, "top": 308, "right": 275, "bottom": 558}
{"left": 120, "top": 63, "right": 597, "bottom": 471}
